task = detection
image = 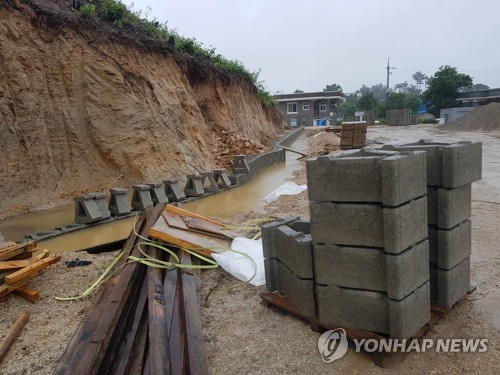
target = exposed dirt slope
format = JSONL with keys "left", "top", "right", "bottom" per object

{"left": 0, "top": 0, "right": 284, "bottom": 218}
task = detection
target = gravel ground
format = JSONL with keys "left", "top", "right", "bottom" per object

{"left": 0, "top": 125, "right": 499, "bottom": 374}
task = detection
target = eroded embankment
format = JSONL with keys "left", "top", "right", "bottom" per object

{"left": 0, "top": 0, "right": 285, "bottom": 218}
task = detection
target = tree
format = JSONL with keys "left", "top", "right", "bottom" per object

{"left": 461, "top": 83, "right": 490, "bottom": 92}
{"left": 294, "top": 89, "right": 304, "bottom": 94}
{"left": 323, "top": 83, "right": 343, "bottom": 93}
{"left": 423, "top": 65, "right": 472, "bottom": 116}
{"left": 358, "top": 92, "right": 378, "bottom": 111}
{"left": 412, "top": 71, "right": 428, "bottom": 92}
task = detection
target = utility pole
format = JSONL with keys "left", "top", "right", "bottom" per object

{"left": 386, "top": 57, "right": 395, "bottom": 101}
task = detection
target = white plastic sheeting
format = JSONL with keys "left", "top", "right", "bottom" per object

{"left": 263, "top": 182, "right": 307, "bottom": 204}
{"left": 212, "top": 237, "right": 265, "bottom": 286}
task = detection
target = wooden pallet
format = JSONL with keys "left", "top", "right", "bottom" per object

{"left": 260, "top": 286, "right": 476, "bottom": 367}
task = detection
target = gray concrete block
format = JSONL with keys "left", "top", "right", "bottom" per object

{"left": 212, "top": 169, "right": 232, "bottom": 189}
{"left": 232, "top": 155, "right": 250, "bottom": 174}
{"left": 386, "top": 240, "right": 429, "bottom": 301}
{"left": 90, "top": 192, "right": 111, "bottom": 220}
{"left": 316, "top": 284, "right": 390, "bottom": 334}
{"left": 437, "top": 184, "right": 471, "bottom": 229}
{"left": 274, "top": 225, "right": 313, "bottom": 279}
{"left": 381, "top": 151, "right": 427, "bottom": 207}
{"left": 261, "top": 217, "right": 300, "bottom": 259}
{"left": 131, "top": 184, "right": 154, "bottom": 210}
{"left": 442, "top": 142, "right": 482, "bottom": 188}
{"left": 313, "top": 241, "right": 429, "bottom": 301}
{"left": 383, "top": 196, "right": 428, "bottom": 254}
{"left": 427, "top": 187, "right": 438, "bottom": 226}
{"left": 74, "top": 194, "right": 103, "bottom": 224}
{"left": 314, "top": 243, "right": 387, "bottom": 292}
{"left": 201, "top": 172, "right": 220, "bottom": 193}
{"left": 428, "top": 226, "right": 438, "bottom": 264}
{"left": 288, "top": 220, "right": 311, "bottom": 235}
{"left": 184, "top": 175, "right": 205, "bottom": 197}
{"left": 437, "top": 220, "right": 471, "bottom": 270}
{"left": 164, "top": 179, "right": 186, "bottom": 202}
{"left": 306, "top": 149, "right": 426, "bottom": 206}
{"left": 265, "top": 259, "right": 316, "bottom": 318}
{"left": 310, "top": 202, "right": 384, "bottom": 247}
{"left": 383, "top": 140, "right": 482, "bottom": 188}
{"left": 27, "top": 230, "right": 63, "bottom": 241}
{"left": 149, "top": 183, "right": 169, "bottom": 205}
{"left": 430, "top": 257, "right": 470, "bottom": 308}
{"left": 228, "top": 173, "right": 247, "bottom": 186}
{"left": 388, "top": 281, "right": 430, "bottom": 339}
{"left": 108, "top": 188, "right": 131, "bottom": 217}
{"left": 317, "top": 282, "right": 430, "bottom": 339}
{"left": 56, "top": 223, "right": 88, "bottom": 234}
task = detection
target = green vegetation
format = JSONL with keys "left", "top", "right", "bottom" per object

{"left": 77, "top": 0, "right": 274, "bottom": 104}
{"left": 423, "top": 65, "right": 473, "bottom": 117}
{"left": 79, "top": 3, "right": 96, "bottom": 18}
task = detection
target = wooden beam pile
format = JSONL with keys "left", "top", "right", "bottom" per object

{"left": 0, "top": 241, "right": 59, "bottom": 303}
{"left": 55, "top": 204, "right": 209, "bottom": 375}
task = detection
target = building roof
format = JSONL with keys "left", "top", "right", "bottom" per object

{"left": 457, "top": 88, "right": 500, "bottom": 102}
{"left": 274, "top": 91, "right": 344, "bottom": 102}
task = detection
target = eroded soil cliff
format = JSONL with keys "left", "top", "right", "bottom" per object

{"left": 0, "top": 0, "right": 284, "bottom": 218}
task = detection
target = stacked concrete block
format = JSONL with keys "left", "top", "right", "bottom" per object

{"left": 307, "top": 148, "right": 430, "bottom": 338}
{"left": 262, "top": 218, "right": 315, "bottom": 318}
{"left": 149, "top": 183, "right": 169, "bottom": 205}
{"left": 383, "top": 140, "right": 482, "bottom": 308}
{"left": 164, "top": 179, "right": 186, "bottom": 201}
{"left": 184, "top": 175, "right": 205, "bottom": 197}
{"left": 131, "top": 184, "right": 154, "bottom": 210}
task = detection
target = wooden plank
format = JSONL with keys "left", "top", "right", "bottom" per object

{"left": 280, "top": 145, "right": 310, "bottom": 157}
{"left": 112, "top": 278, "right": 149, "bottom": 375}
{"left": 34, "top": 249, "right": 50, "bottom": 262}
{"left": 0, "top": 259, "right": 34, "bottom": 272}
{"left": 0, "top": 241, "right": 37, "bottom": 261}
{"left": 146, "top": 245, "right": 172, "bottom": 374}
{"left": 182, "top": 216, "right": 227, "bottom": 236}
{"left": 13, "top": 286, "right": 40, "bottom": 303}
{"left": 5, "top": 256, "right": 60, "bottom": 285}
{"left": 0, "top": 275, "right": 37, "bottom": 297}
{"left": 54, "top": 205, "right": 163, "bottom": 375}
{"left": 166, "top": 204, "right": 225, "bottom": 226}
{"left": 0, "top": 310, "right": 30, "bottom": 363}
{"left": 149, "top": 214, "right": 230, "bottom": 258}
{"left": 0, "top": 251, "right": 48, "bottom": 271}
{"left": 181, "top": 251, "right": 209, "bottom": 375}
{"left": 164, "top": 255, "right": 186, "bottom": 375}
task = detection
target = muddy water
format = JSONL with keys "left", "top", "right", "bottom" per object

{"left": 0, "top": 134, "right": 308, "bottom": 252}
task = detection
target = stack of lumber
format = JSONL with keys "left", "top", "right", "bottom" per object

{"left": 340, "top": 123, "right": 367, "bottom": 149}
{"left": 56, "top": 204, "right": 211, "bottom": 375}
{"left": 0, "top": 241, "right": 60, "bottom": 302}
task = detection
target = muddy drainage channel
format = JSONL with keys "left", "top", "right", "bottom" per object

{"left": 0, "top": 128, "right": 307, "bottom": 253}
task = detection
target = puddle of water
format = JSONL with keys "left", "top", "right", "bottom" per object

{"left": 0, "top": 203, "right": 74, "bottom": 242}
{"left": 185, "top": 150, "right": 303, "bottom": 218}
{"left": 474, "top": 295, "right": 500, "bottom": 331}
{"left": 0, "top": 133, "right": 308, "bottom": 251}
{"left": 40, "top": 216, "right": 136, "bottom": 253}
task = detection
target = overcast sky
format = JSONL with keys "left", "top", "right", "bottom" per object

{"left": 130, "top": 0, "right": 500, "bottom": 94}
